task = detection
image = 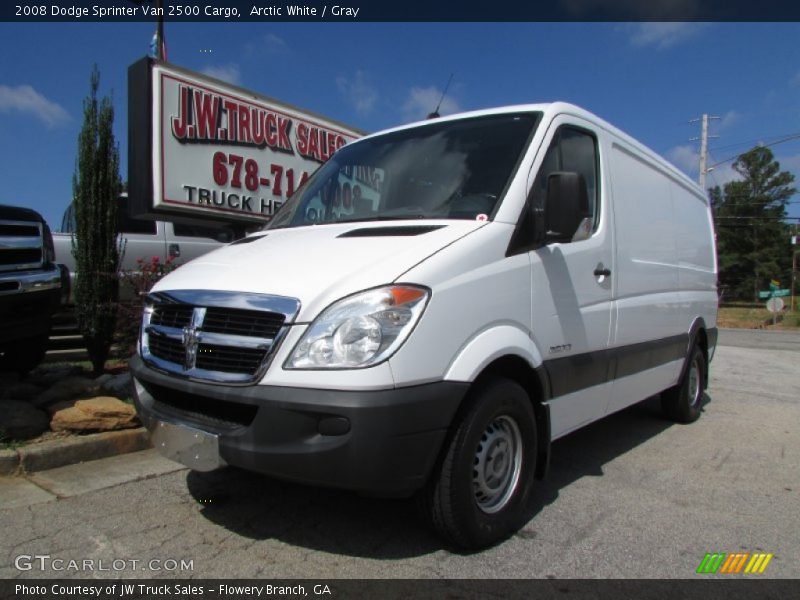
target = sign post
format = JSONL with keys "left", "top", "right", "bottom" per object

{"left": 792, "top": 234, "right": 797, "bottom": 313}
{"left": 760, "top": 280, "right": 789, "bottom": 326}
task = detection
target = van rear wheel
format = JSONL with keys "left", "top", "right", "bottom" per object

{"left": 661, "top": 341, "right": 705, "bottom": 423}
{"left": 418, "top": 377, "right": 537, "bottom": 549}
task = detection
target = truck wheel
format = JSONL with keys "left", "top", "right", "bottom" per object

{"left": 419, "top": 377, "right": 537, "bottom": 549}
{"left": 661, "top": 341, "right": 705, "bottom": 423}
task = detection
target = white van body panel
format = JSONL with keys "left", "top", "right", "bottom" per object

{"left": 392, "top": 223, "right": 534, "bottom": 385}
{"left": 605, "top": 138, "right": 716, "bottom": 415}
{"left": 151, "top": 220, "right": 485, "bottom": 324}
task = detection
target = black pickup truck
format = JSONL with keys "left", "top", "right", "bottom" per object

{"left": 0, "top": 205, "right": 63, "bottom": 374}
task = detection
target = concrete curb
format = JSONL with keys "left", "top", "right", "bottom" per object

{"left": 0, "top": 449, "right": 20, "bottom": 476}
{"left": 1, "top": 428, "right": 152, "bottom": 476}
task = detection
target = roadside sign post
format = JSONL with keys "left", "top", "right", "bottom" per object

{"left": 792, "top": 236, "right": 797, "bottom": 313}
{"left": 760, "top": 280, "right": 788, "bottom": 326}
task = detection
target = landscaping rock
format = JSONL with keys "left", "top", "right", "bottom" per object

{"left": 25, "top": 363, "right": 82, "bottom": 388}
{"left": 100, "top": 372, "right": 132, "bottom": 398}
{"left": 94, "top": 374, "right": 113, "bottom": 388}
{"left": 50, "top": 396, "right": 139, "bottom": 433}
{"left": 0, "top": 382, "right": 42, "bottom": 402}
{"left": 0, "top": 371, "right": 20, "bottom": 385}
{"left": 31, "top": 376, "right": 100, "bottom": 409}
{"left": 0, "top": 399, "right": 50, "bottom": 441}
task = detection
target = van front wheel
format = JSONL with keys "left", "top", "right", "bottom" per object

{"left": 419, "top": 378, "right": 537, "bottom": 549}
{"left": 661, "top": 341, "right": 706, "bottom": 423}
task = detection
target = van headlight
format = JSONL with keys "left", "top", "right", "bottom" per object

{"left": 286, "top": 285, "right": 429, "bottom": 369}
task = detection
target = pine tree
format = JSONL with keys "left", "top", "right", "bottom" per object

{"left": 710, "top": 146, "right": 795, "bottom": 302}
{"left": 72, "top": 66, "right": 121, "bottom": 374}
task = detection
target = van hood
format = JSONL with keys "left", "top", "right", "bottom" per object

{"left": 152, "top": 220, "right": 486, "bottom": 322}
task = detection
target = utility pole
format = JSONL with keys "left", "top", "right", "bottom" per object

{"left": 690, "top": 114, "right": 719, "bottom": 191}
{"left": 792, "top": 225, "right": 798, "bottom": 313}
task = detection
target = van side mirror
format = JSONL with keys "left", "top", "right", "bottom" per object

{"left": 544, "top": 171, "right": 589, "bottom": 243}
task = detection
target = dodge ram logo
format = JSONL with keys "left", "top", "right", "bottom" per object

{"left": 181, "top": 307, "right": 206, "bottom": 371}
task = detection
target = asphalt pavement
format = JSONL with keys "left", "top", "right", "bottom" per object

{"left": 1, "top": 328, "right": 798, "bottom": 579}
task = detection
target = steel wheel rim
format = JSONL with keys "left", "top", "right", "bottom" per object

{"left": 472, "top": 415, "right": 523, "bottom": 514}
{"left": 688, "top": 357, "right": 701, "bottom": 408}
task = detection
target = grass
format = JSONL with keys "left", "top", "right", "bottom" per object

{"left": 47, "top": 357, "right": 130, "bottom": 375}
{"left": 718, "top": 303, "right": 800, "bottom": 330}
{"left": 0, "top": 429, "right": 27, "bottom": 451}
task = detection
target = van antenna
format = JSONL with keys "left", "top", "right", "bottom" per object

{"left": 427, "top": 73, "right": 454, "bottom": 119}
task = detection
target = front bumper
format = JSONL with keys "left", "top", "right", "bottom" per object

{"left": 131, "top": 356, "right": 468, "bottom": 496}
{"left": 0, "top": 267, "right": 61, "bottom": 344}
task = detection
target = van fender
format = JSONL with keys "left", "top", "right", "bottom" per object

{"left": 685, "top": 317, "right": 710, "bottom": 389}
{"left": 443, "top": 324, "right": 551, "bottom": 480}
{"left": 443, "top": 324, "right": 543, "bottom": 383}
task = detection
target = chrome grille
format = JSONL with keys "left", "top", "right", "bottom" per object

{"left": 196, "top": 343, "right": 266, "bottom": 374}
{"left": 0, "top": 219, "right": 43, "bottom": 272}
{"left": 148, "top": 334, "right": 185, "bottom": 364}
{"left": 150, "top": 305, "right": 194, "bottom": 329}
{"left": 140, "top": 290, "right": 300, "bottom": 384}
{"left": 203, "top": 308, "right": 284, "bottom": 338}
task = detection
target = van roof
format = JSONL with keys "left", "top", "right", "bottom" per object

{"left": 358, "top": 102, "right": 702, "bottom": 195}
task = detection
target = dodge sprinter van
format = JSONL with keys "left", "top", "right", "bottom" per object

{"left": 131, "top": 103, "right": 718, "bottom": 549}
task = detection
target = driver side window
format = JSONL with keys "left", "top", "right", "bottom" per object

{"left": 531, "top": 126, "right": 599, "bottom": 240}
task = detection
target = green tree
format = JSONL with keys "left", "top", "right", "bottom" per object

{"left": 710, "top": 146, "right": 795, "bottom": 302}
{"left": 72, "top": 66, "right": 121, "bottom": 374}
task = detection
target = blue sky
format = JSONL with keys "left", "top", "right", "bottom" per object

{"left": 1, "top": 21, "right": 800, "bottom": 230}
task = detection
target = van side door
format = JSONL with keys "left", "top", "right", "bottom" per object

{"left": 605, "top": 142, "right": 682, "bottom": 414}
{"left": 522, "top": 117, "right": 614, "bottom": 438}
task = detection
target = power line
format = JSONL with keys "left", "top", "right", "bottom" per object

{"left": 708, "top": 133, "right": 800, "bottom": 170}
{"left": 710, "top": 131, "right": 800, "bottom": 153}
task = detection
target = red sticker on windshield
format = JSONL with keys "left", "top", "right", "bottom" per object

{"left": 476, "top": 214, "right": 488, "bottom": 222}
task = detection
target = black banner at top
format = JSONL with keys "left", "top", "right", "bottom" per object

{"left": 3, "top": 0, "right": 800, "bottom": 22}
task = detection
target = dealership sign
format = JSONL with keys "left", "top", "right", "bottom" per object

{"left": 128, "top": 58, "right": 363, "bottom": 223}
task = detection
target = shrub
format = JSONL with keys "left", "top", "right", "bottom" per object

{"left": 116, "top": 256, "right": 178, "bottom": 357}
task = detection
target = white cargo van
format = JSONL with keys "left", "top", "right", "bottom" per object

{"left": 131, "top": 103, "right": 718, "bottom": 549}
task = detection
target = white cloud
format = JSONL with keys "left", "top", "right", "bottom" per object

{"left": 666, "top": 143, "right": 741, "bottom": 190}
{"left": 263, "top": 33, "right": 288, "bottom": 52}
{"left": 666, "top": 144, "right": 699, "bottom": 175}
{"left": 0, "top": 84, "right": 70, "bottom": 127}
{"left": 704, "top": 162, "right": 741, "bottom": 189}
{"left": 718, "top": 109, "right": 740, "bottom": 131}
{"left": 201, "top": 64, "right": 241, "bottom": 85}
{"left": 336, "top": 71, "right": 378, "bottom": 114}
{"left": 245, "top": 33, "right": 289, "bottom": 58}
{"left": 624, "top": 23, "right": 706, "bottom": 49}
{"left": 774, "top": 152, "right": 800, "bottom": 175}
{"left": 402, "top": 86, "right": 461, "bottom": 122}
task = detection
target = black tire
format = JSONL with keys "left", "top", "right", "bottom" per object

{"left": 418, "top": 377, "right": 537, "bottom": 550}
{"left": 0, "top": 333, "right": 49, "bottom": 376}
{"left": 661, "top": 341, "right": 706, "bottom": 423}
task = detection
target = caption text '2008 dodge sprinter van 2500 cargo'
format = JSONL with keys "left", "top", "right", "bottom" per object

{"left": 131, "top": 103, "right": 718, "bottom": 549}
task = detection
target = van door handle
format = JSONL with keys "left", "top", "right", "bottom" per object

{"left": 594, "top": 267, "right": 611, "bottom": 277}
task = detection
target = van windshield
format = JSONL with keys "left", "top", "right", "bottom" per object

{"left": 265, "top": 113, "right": 538, "bottom": 229}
